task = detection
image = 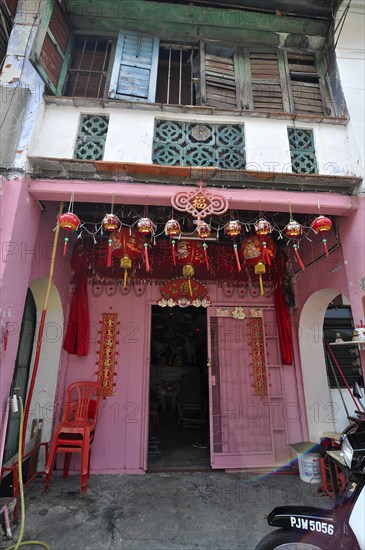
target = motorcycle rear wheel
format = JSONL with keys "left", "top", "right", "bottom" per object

{"left": 255, "top": 529, "right": 328, "bottom": 550}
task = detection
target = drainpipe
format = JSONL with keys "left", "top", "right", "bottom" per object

{"left": 21, "top": 202, "right": 64, "bottom": 452}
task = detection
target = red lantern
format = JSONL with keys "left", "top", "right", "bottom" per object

{"left": 58, "top": 212, "right": 80, "bottom": 256}
{"left": 284, "top": 220, "right": 302, "bottom": 238}
{"left": 165, "top": 219, "right": 181, "bottom": 237}
{"left": 225, "top": 220, "right": 241, "bottom": 238}
{"left": 255, "top": 218, "right": 271, "bottom": 236}
{"left": 284, "top": 220, "right": 305, "bottom": 270}
{"left": 176, "top": 240, "right": 205, "bottom": 296}
{"left": 196, "top": 222, "right": 211, "bottom": 239}
{"left": 102, "top": 213, "right": 120, "bottom": 232}
{"left": 311, "top": 215, "right": 333, "bottom": 257}
{"left": 137, "top": 217, "right": 154, "bottom": 235}
{"left": 102, "top": 214, "right": 120, "bottom": 267}
{"left": 225, "top": 220, "right": 242, "bottom": 272}
{"left": 111, "top": 228, "right": 144, "bottom": 287}
{"left": 165, "top": 219, "right": 181, "bottom": 266}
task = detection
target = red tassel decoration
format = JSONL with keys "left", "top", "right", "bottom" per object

{"left": 144, "top": 242, "right": 150, "bottom": 272}
{"left": 171, "top": 239, "right": 176, "bottom": 266}
{"left": 233, "top": 243, "right": 241, "bottom": 272}
{"left": 293, "top": 244, "right": 305, "bottom": 271}
{"left": 63, "top": 237, "right": 69, "bottom": 256}
{"left": 107, "top": 238, "right": 113, "bottom": 267}
{"left": 323, "top": 238, "right": 329, "bottom": 257}
{"left": 262, "top": 241, "right": 271, "bottom": 266}
{"left": 203, "top": 243, "right": 210, "bottom": 271}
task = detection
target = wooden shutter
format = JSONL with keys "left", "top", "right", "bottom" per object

{"left": 30, "top": 0, "right": 72, "bottom": 95}
{"left": 109, "top": 31, "right": 159, "bottom": 101}
{"left": 199, "top": 43, "right": 239, "bottom": 109}
{"left": 287, "top": 52, "right": 324, "bottom": 115}
{"left": 249, "top": 51, "right": 284, "bottom": 112}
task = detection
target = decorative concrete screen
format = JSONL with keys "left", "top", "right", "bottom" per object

{"left": 152, "top": 120, "right": 246, "bottom": 169}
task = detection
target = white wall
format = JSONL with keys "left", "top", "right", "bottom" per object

{"left": 336, "top": 1, "right": 365, "bottom": 175}
{"left": 29, "top": 105, "right": 363, "bottom": 178}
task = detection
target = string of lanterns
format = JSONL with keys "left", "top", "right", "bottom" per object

{"left": 58, "top": 202, "right": 333, "bottom": 294}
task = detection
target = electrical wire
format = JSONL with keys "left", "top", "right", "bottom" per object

{"left": 4, "top": 397, "right": 50, "bottom": 550}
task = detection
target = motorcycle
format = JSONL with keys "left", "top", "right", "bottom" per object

{"left": 342, "top": 382, "right": 365, "bottom": 436}
{"left": 254, "top": 429, "right": 365, "bottom": 549}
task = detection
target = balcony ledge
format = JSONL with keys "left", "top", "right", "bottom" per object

{"left": 44, "top": 96, "right": 349, "bottom": 126}
{"left": 28, "top": 156, "right": 362, "bottom": 195}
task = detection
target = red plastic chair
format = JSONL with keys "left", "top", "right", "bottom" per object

{"left": 45, "top": 381, "right": 102, "bottom": 494}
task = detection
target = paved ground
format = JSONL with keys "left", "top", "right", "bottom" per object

{"left": 3, "top": 471, "right": 333, "bottom": 550}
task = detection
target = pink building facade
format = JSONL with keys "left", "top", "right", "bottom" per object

{"left": 1, "top": 0, "right": 364, "bottom": 476}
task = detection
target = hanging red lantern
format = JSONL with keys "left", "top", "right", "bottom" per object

{"left": 255, "top": 218, "right": 272, "bottom": 236}
{"left": 284, "top": 220, "right": 305, "bottom": 270}
{"left": 311, "top": 215, "right": 333, "bottom": 257}
{"left": 137, "top": 217, "right": 154, "bottom": 235}
{"left": 165, "top": 219, "right": 181, "bottom": 237}
{"left": 136, "top": 217, "right": 155, "bottom": 271}
{"left": 58, "top": 212, "right": 80, "bottom": 256}
{"left": 195, "top": 222, "right": 211, "bottom": 270}
{"left": 225, "top": 220, "right": 242, "bottom": 272}
{"left": 165, "top": 219, "right": 181, "bottom": 266}
{"left": 225, "top": 220, "right": 241, "bottom": 238}
{"left": 102, "top": 214, "right": 120, "bottom": 267}
{"left": 176, "top": 240, "right": 205, "bottom": 296}
{"left": 102, "top": 213, "right": 120, "bottom": 232}
{"left": 111, "top": 228, "right": 144, "bottom": 287}
{"left": 284, "top": 220, "right": 302, "bottom": 238}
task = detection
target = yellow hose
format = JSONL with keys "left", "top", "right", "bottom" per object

{"left": 5, "top": 397, "right": 50, "bottom": 550}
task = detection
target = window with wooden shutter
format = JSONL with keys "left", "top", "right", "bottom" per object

{"left": 30, "top": 0, "right": 72, "bottom": 95}
{"left": 109, "top": 31, "right": 159, "bottom": 101}
{"left": 198, "top": 44, "right": 240, "bottom": 109}
{"left": 249, "top": 51, "right": 284, "bottom": 112}
{"left": 287, "top": 52, "right": 325, "bottom": 115}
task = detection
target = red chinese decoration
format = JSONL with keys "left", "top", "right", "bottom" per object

{"left": 225, "top": 220, "right": 242, "bottom": 272}
{"left": 175, "top": 240, "right": 205, "bottom": 296}
{"left": 136, "top": 217, "right": 154, "bottom": 272}
{"left": 254, "top": 218, "right": 272, "bottom": 236}
{"left": 164, "top": 219, "right": 181, "bottom": 266}
{"left": 102, "top": 214, "right": 120, "bottom": 267}
{"left": 284, "top": 220, "right": 305, "bottom": 271}
{"left": 96, "top": 312, "right": 119, "bottom": 397}
{"left": 160, "top": 278, "right": 208, "bottom": 302}
{"left": 58, "top": 212, "right": 80, "bottom": 256}
{"left": 111, "top": 228, "right": 144, "bottom": 287}
{"left": 311, "top": 215, "right": 333, "bottom": 257}
{"left": 241, "top": 235, "right": 277, "bottom": 295}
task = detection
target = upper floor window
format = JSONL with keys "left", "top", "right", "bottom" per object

{"left": 64, "top": 37, "right": 113, "bottom": 99}
{"left": 30, "top": 1, "right": 343, "bottom": 118}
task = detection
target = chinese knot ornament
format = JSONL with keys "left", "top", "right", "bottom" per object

{"left": 111, "top": 228, "right": 144, "bottom": 287}
{"left": 58, "top": 212, "right": 80, "bottom": 256}
{"left": 311, "top": 215, "right": 333, "bottom": 257}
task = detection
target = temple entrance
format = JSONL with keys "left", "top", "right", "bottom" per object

{"left": 148, "top": 306, "right": 210, "bottom": 470}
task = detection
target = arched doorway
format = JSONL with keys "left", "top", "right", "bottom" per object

{"left": 299, "top": 289, "right": 363, "bottom": 441}
{"left": 2, "top": 289, "right": 37, "bottom": 463}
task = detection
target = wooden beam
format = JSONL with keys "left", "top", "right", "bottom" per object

{"left": 64, "top": 0, "right": 329, "bottom": 45}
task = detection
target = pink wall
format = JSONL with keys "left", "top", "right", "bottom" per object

{"left": 57, "top": 280, "right": 305, "bottom": 473}
{"left": 0, "top": 182, "right": 72, "bottom": 464}
{"left": 1, "top": 177, "right": 42, "bottom": 437}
